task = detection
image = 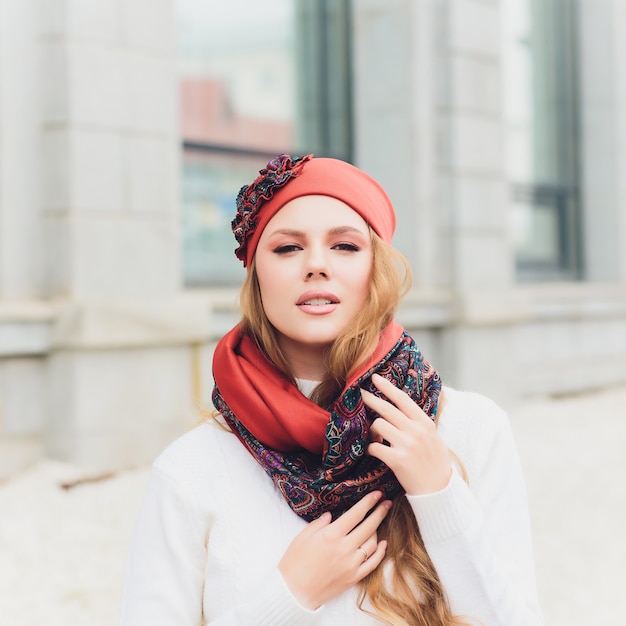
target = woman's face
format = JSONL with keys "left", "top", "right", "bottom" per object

{"left": 255, "top": 195, "right": 373, "bottom": 371}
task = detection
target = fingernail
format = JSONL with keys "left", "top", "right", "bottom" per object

{"left": 383, "top": 500, "right": 393, "bottom": 510}
{"left": 371, "top": 490, "right": 382, "bottom": 501}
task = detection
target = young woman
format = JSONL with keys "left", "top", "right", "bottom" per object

{"left": 120, "top": 154, "right": 543, "bottom": 625}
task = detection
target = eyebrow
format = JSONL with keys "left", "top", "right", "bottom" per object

{"left": 268, "top": 226, "right": 368, "bottom": 238}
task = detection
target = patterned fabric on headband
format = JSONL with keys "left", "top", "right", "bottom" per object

{"left": 232, "top": 154, "right": 312, "bottom": 264}
{"left": 211, "top": 322, "right": 442, "bottom": 522}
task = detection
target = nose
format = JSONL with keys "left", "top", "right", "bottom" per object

{"left": 306, "top": 268, "right": 328, "bottom": 279}
{"left": 304, "top": 245, "right": 330, "bottom": 280}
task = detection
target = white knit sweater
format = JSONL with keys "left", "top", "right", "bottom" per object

{"left": 120, "top": 387, "right": 543, "bottom": 625}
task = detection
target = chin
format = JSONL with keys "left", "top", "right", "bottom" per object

{"left": 298, "top": 335, "right": 338, "bottom": 348}
{"left": 284, "top": 331, "right": 339, "bottom": 351}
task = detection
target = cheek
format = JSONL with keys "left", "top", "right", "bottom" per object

{"left": 257, "top": 275, "right": 278, "bottom": 310}
{"left": 255, "top": 257, "right": 278, "bottom": 295}
{"left": 255, "top": 263, "right": 288, "bottom": 322}
{"left": 357, "top": 283, "right": 371, "bottom": 308}
{"left": 354, "top": 262, "right": 373, "bottom": 304}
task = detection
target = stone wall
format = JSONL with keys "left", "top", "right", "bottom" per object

{"left": 0, "top": 0, "right": 205, "bottom": 475}
{"left": 1, "top": 0, "right": 625, "bottom": 475}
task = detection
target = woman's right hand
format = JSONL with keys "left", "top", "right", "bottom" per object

{"left": 277, "top": 491, "right": 392, "bottom": 610}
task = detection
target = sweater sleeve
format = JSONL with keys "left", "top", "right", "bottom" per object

{"left": 120, "top": 463, "right": 322, "bottom": 626}
{"left": 406, "top": 401, "right": 544, "bottom": 626}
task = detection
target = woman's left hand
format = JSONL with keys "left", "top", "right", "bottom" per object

{"left": 361, "top": 373, "right": 452, "bottom": 496}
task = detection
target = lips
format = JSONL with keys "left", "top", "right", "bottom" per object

{"left": 300, "top": 297, "right": 333, "bottom": 306}
{"left": 296, "top": 291, "right": 340, "bottom": 306}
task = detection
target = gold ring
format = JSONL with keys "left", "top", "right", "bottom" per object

{"left": 358, "top": 546, "right": 369, "bottom": 562}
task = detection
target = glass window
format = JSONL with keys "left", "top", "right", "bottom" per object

{"left": 177, "top": 0, "right": 352, "bottom": 285}
{"left": 502, "top": 0, "right": 582, "bottom": 280}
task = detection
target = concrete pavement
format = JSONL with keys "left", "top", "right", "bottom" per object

{"left": 509, "top": 386, "right": 626, "bottom": 625}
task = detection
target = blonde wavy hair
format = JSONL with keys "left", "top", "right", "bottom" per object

{"left": 239, "top": 228, "right": 472, "bottom": 625}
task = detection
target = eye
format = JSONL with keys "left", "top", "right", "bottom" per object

{"left": 272, "top": 244, "right": 302, "bottom": 254}
{"left": 332, "top": 242, "right": 360, "bottom": 252}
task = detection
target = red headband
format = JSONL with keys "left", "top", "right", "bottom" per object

{"left": 232, "top": 154, "right": 396, "bottom": 267}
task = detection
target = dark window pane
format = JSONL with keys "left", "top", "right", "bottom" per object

{"left": 503, "top": 0, "right": 581, "bottom": 280}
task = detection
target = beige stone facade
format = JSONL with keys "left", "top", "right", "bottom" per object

{"left": 1, "top": 0, "right": 625, "bottom": 475}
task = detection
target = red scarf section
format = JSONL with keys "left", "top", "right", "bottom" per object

{"left": 212, "top": 321, "right": 404, "bottom": 454}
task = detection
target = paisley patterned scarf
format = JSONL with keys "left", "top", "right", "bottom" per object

{"left": 211, "top": 321, "right": 441, "bottom": 522}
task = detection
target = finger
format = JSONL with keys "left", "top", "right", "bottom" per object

{"left": 332, "top": 490, "right": 383, "bottom": 535}
{"left": 371, "top": 374, "right": 432, "bottom": 425}
{"left": 355, "top": 534, "right": 379, "bottom": 565}
{"left": 366, "top": 440, "right": 394, "bottom": 465}
{"left": 362, "top": 388, "right": 410, "bottom": 429}
{"left": 299, "top": 511, "right": 332, "bottom": 539}
{"left": 346, "top": 500, "right": 392, "bottom": 547}
{"left": 357, "top": 540, "right": 388, "bottom": 577}
{"left": 369, "top": 416, "right": 398, "bottom": 444}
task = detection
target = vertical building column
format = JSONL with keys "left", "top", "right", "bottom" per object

{"left": 579, "top": 0, "right": 626, "bottom": 282}
{"left": 352, "top": 0, "right": 517, "bottom": 401}
{"left": 40, "top": 0, "right": 180, "bottom": 299}
{"left": 438, "top": 0, "right": 512, "bottom": 289}
{"left": 0, "top": 0, "right": 44, "bottom": 298}
{"left": 0, "top": 0, "right": 49, "bottom": 475}
{"left": 438, "top": 0, "right": 518, "bottom": 402}
{"left": 352, "top": 0, "right": 442, "bottom": 287}
{"left": 37, "top": 0, "right": 201, "bottom": 468}
{"left": 353, "top": 0, "right": 511, "bottom": 290}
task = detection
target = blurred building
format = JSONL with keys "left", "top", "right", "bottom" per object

{"left": 1, "top": 0, "right": 625, "bottom": 474}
